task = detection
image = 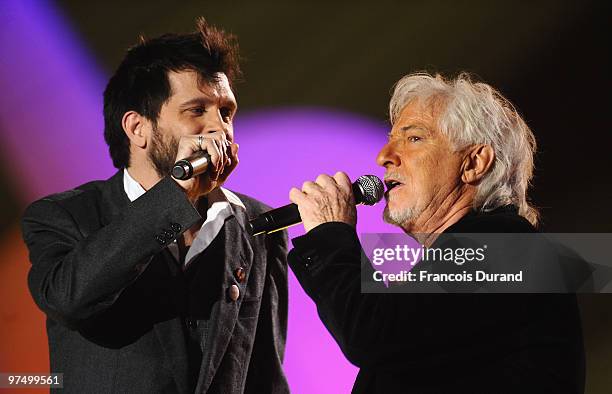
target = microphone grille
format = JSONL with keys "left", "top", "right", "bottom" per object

{"left": 355, "top": 175, "right": 384, "bottom": 206}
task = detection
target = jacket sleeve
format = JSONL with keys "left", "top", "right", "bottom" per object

{"left": 21, "top": 176, "right": 201, "bottom": 329}
{"left": 287, "top": 222, "right": 410, "bottom": 368}
{"left": 244, "top": 229, "right": 290, "bottom": 394}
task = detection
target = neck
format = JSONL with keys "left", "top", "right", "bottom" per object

{"left": 126, "top": 159, "right": 162, "bottom": 191}
{"left": 405, "top": 188, "right": 474, "bottom": 246}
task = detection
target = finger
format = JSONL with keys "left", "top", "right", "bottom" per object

{"left": 202, "top": 131, "right": 227, "bottom": 171}
{"left": 289, "top": 187, "right": 307, "bottom": 205}
{"left": 315, "top": 174, "right": 337, "bottom": 189}
{"left": 202, "top": 139, "right": 222, "bottom": 180}
{"left": 333, "top": 171, "right": 352, "bottom": 192}
{"left": 219, "top": 133, "right": 229, "bottom": 166}
{"left": 212, "top": 139, "right": 225, "bottom": 179}
{"left": 301, "top": 181, "right": 322, "bottom": 195}
{"left": 175, "top": 135, "right": 204, "bottom": 162}
{"left": 210, "top": 132, "right": 227, "bottom": 177}
{"left": 216, "top": 143, "right": 239, "bottom": 184}
{"left": 223, "top": 139, "right": 232, "bottom": 167}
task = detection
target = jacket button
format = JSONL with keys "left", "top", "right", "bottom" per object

{"left": 304, "top": 254, "right": 314, "bottom": 268}
{"left": 186, "top": 318, "right": 197, "bottom": 329}
{"left": 163, "top": 229, "right": 174, "bottom": 240}
{"left": 229, "top": 284, "right": 240, "bottom": 301}
{"left": 155, "top": 235, "right": 166, "bottom": 245}
{"left": 170, "top": 223, "right": 182, "bottom": 232}
{"left": 234, "top": 267, "right": 246, "bottom": 283}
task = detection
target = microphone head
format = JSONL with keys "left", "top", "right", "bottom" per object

{"left": 171, "top": 161, "right": 191, "bottom": 180}
{"left": 354, "top": 175, "right": 384, "bottom": 206}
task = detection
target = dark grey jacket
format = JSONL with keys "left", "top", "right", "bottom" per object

{"left": 21, "top": 171, "right": 289, "bottom": 393}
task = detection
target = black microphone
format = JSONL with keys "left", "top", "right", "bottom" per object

{"left": 171, "top": 151, "right": 211, "bottom": 180}
{"left": 249, "top": 175, "right": 384, "bottom": 236}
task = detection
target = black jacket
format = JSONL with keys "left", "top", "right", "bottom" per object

{"left": 21, "top": 171, "right": 289, "bottom": 393}
{"left": 288, "top": 206, "right": 585, "bottom": 393}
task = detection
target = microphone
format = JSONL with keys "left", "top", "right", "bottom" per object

{"left": 171, "top": 151, "right": 211, "bottom": 180}
{"left": 249, "top": 175, "right": 384, "bottom": 236}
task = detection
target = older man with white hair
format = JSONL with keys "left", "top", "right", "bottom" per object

{"left": 287, "top": 73, "right": 584, "bottom": 393}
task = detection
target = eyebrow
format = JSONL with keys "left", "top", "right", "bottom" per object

{"left": 179, "top": 97, "right": 210, "bottom": 109}
{"left": 399, "top": 124, "right": 429, "bottom": 133}
{"left": 179, "top": 97, "right": 237, "bottom": 111}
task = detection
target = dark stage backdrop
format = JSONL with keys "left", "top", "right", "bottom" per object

{"left": 1, "top": 1, "right": 610, "bottom": 393}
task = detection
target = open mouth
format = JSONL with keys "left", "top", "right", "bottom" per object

{"left": 384, "top": 179, "right": 404, "bottom": 194}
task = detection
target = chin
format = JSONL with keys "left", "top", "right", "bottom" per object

{"left": 383, "top": 204, "right": 417, "bottom": 228}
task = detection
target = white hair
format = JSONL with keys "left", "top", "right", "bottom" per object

{"left": 389, "top": 72, "right": 539, "bottom": 226}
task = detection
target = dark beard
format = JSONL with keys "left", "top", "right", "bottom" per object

{"left": 147, "top": 124, "right": 179, "bottom": 178}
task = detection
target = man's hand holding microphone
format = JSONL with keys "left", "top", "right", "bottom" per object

{"left": 172, "top": 131, "right": 239, "bottom": 203}
{"left": 289, "top": 172, "right": 358, "bottom": 233}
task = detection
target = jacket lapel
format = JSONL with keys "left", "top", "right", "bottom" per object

{"left": 195, "top": 203, "right": 255, "bottom": 393}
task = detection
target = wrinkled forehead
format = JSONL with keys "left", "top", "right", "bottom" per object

{"left": 393, "top": 98, "right": 441, "bottom": 131}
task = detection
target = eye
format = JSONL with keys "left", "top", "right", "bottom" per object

{"left": 189, "top": 107, "right": 205, "bottom": 116}
{"left": 220, "top": 107, "right": 233, "bottom": 122}
{"left": 408, "top": 136, "right": 422, "bottom": 143}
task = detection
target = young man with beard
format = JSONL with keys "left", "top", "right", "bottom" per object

{"left": 21, "top": 18, "right": 289, "bottom": 394}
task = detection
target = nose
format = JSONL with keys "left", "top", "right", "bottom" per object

{"left": 203, "top": 106, "right": 232, "bottom": 140}
{"left": 376, "top": 141, "right": 400, "bottom": 168}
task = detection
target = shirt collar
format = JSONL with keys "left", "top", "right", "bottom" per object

{"left": 123, "top": 168, "right": 146, "bottom": 202}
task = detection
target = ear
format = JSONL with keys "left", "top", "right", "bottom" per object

{"left": 460, "top": 144, "right": 495, "bottom": 184}
{"left": 122, "top": 111, "right": 149, "bottom": 149}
